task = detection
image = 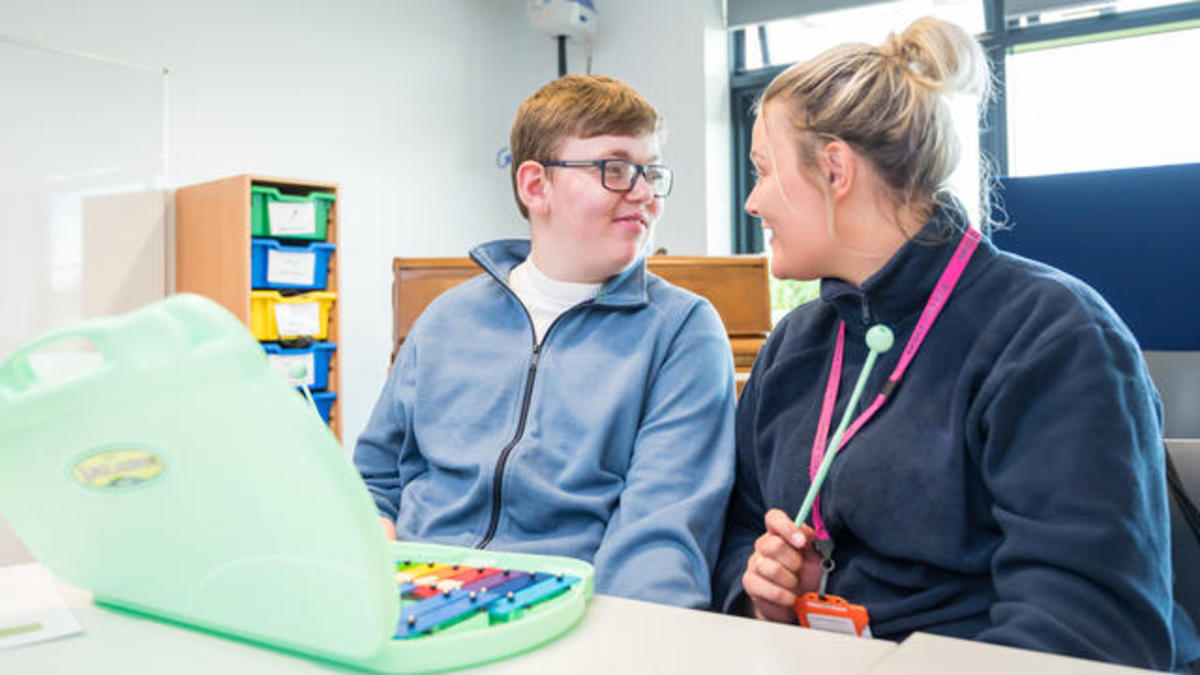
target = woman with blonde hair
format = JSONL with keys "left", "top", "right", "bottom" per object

{"left": 713, "top": 17, "right": 1198, "bottom": 670}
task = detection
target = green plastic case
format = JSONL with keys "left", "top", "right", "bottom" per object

{"left": 0, "top": 294, "right": 592, "bottom": 672}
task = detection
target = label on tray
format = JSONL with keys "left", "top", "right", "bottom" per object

{"left": 268, "top": 201, "right": 317, "bottom": 236}
{"left": 267, "top": 249, "right": 317, "bottom": 286}
{"left": 274, "top": 302, "right": 320, "bottom": 337}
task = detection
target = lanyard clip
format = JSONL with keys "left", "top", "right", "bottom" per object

{"left": 814, "top": 538, "right": 835, "bottom": 599}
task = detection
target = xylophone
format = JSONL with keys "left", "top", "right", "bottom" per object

{"left": 369, "top": 540, "right": 593, "bottom": 672}
{"left": 395, "top": 562, "right": 579, "bottom": 638}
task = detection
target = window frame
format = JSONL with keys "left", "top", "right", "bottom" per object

{"left": 729, "top": 0, "right": 1200, "bottom": 252}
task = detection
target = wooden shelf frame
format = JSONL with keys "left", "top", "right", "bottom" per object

{"left": 176, "top": 174, "right": 342, "bottom": 440}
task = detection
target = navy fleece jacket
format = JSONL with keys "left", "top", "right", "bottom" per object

{"left": 714, "top": 208, "right": 1198, "bottom": 670}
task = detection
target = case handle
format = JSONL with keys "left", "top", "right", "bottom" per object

{"left": 0, "top": 322, "right": 124, "bottom": 397}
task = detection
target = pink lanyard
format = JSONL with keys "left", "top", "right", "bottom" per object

{"left": 809, "top": 228, "right": 981, "bottom": 541}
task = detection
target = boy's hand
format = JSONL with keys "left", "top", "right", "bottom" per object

{"left": 742, "top": 509, "right": 822, "bottom": 623}
{"left": 378, "top": 516, "right": 397, "bottom": 541}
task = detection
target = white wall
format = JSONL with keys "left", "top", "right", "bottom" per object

{"left": 567, "top": 0, "right": 731, "bottom": 255}
{"left": 2, "top": 0, "right": 731, "bottom": 449}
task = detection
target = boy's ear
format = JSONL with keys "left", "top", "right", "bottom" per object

{"left": 820, "top": 140, "right": 855, "bottom": 200}
{"left": 516, "top": 160, "right": 552, "bottom": 218}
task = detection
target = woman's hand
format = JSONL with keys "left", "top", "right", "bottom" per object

{"left": 379, "top": 516, "right": 397, "bottom": 541}
{"left": 742, "top": 508, "right": 823, "bottom": 623}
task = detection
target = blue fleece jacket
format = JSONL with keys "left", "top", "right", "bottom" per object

{"left": 355, "top": 239, "right": 736, "bottom": 609}
{"left": 714, "top": 207, "right": 1198, "bottom": 670}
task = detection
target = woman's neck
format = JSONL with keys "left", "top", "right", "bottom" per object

{"left": 834, "top": 197, "right": 930, "bottom": 288}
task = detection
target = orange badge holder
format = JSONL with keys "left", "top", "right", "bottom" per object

{"left": 794, "top": 592, "right": 871, "bottom": 638}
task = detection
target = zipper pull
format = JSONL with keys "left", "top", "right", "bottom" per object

{"left": 814, "top": 537, "right": 835, "bottom": 599}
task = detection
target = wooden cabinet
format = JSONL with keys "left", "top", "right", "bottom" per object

{"left": 176, "top": 174, "right": 342, "bottom": 439}
{"left": 644, "top": 257, "right": 770, "bottom": 384}
{"left": 391, "top": 255, "right": 771, "bottom": 394}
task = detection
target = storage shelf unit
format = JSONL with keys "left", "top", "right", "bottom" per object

{"left": 175, "top": 174, "right": 341, "bottom": 440}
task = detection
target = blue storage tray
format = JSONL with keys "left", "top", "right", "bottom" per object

{"left": 251, "top": 238, "right": 336, "bottom": 290}
{"left": 262, "top": 342, "right": 336, "bottom": 391}
{"left": 311, "top": 390, "right": 337, "bottom": 425}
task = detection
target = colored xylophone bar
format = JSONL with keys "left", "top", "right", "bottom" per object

{"left": 393, "top": 559, "right": 582, "bottom": 640}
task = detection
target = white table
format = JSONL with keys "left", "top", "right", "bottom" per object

{"left": 864, "top": 632, "right": 1159, "bottom": 674}
{"left": 0, "top": 514, "right": 896, "bottom": 673}
{"left": 0, "top": 582, "right": 898, "bottom": 674}
{"left": 0, "top": 516, "right": 1161, "bottom": 674}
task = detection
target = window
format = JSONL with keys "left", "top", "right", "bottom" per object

{"left": 770, "top": 278, "right": 821, "bottom": 323}
{"left": 1006, "top": 25, "right": 1200, "bottom": 175}
{"left": 750, "top": 0, "right": 985, "bottom": 69}
{"left": 731, "top": 0, "right": 1200, "bottom": 269}
{"left": 1006, "top": 0, "right": 1188, "bottom": 26}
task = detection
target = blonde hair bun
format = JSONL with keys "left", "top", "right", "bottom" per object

{"left": 883, "top": 17, "right": 990, "bottom": 99}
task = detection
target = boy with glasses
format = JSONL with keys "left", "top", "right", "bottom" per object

{"left": 354, "top": 75, "right": 735, "bottom": 609}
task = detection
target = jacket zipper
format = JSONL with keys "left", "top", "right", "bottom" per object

{"left": 476, "top": 343, "right": 540, "bottom": 549}
{"left": 475, "top": 287, "right": 592, "bottom": 549}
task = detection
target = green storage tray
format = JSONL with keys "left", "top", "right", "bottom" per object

{"left": 250, "top": 186, "right": 335, "bottom": 240}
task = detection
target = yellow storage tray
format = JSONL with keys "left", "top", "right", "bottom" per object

{"left": 251, "top": 290, "right": 336, "bottom": 340}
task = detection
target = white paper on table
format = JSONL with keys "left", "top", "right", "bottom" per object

{"left": 0, "top": 563, "right": 83, "bottom": 649}
{"left": 274, "top": 302, "right": 320, "bottom": 337}
{"left": 266, "top": 249, "right": 317, "bottom": 286}
{"left": 267, "top": 201, "right": 317, "bottom": 237}
{"left": 267, "top": 352, "right": 316, "bottom": 387}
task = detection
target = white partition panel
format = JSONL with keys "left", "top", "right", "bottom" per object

{"left": 0, "top": 36, "right": 165, "bottom": 361}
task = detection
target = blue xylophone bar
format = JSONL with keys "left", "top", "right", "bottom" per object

{"left": 488, "top": 574, "right": 581, "bottom": 621}
{"left": 394, "top": 573, "right": 543, "bottom": 639}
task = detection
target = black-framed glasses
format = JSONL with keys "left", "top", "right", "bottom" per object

{"left": 540, "top": 159, "right": 674, "bottom": 198}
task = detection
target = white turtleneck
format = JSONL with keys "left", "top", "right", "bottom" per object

{"left": 507, "top": 258, "right": 601, "bottom": 344}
